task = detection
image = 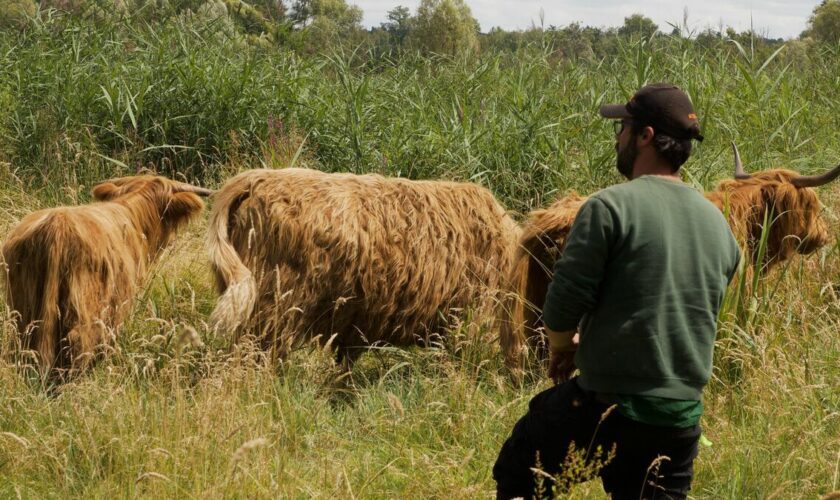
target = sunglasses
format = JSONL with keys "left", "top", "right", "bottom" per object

{"left": 613, "top": 119, "right": 634, "bottom": 135}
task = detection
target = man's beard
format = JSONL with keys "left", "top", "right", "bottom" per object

{"left": 616, "top": 137, "right": 638, "bottom": 180}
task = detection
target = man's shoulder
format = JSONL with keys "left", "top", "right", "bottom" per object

{"left": 589, "top": 177, "right": 670, "bottom": 206}
{"left": 591, "top": 177, "right": 730, "bottom": 227}
{"left": 595, "top": 177, "right": 709, "bottom": 204}
{"left": 589, "top": 182, "right": 631, "bottom": 203}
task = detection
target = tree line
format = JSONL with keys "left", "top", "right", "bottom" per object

{"left": 2, "top": 0, "right": 840, "bottom": 58}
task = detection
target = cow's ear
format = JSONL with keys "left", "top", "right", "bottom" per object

{"left": 92, "top": 182, "right": 120, "bottom": 201}
{"left": 164, "top": 192, "right": 204, "bottom": 221}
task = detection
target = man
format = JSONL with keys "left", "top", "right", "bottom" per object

{"left": 493, "top": 83, "right": 741, "bottom": 499}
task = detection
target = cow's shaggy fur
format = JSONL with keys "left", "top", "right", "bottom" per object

{"left": 705, "top": 169, "right": 830, "bottom": 265}
{"left": 500, "top": 169, "right": 834, "bottom": 372}
{"left": 1, "top": 176, "right": 208, "bottom": 378}
{"left": 207, "top": 168, "right": 520, "bottom": 368}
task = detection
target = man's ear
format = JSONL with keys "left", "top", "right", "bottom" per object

{"left": 163, "top": 192, "right": 205, "bottom": 221}
{"left": 637, "top": 125, "right": 656, "bottom": 146}
{"left": 92, "top": 182, "right": 120, "bottom": 201}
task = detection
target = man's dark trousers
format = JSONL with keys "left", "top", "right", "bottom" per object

{"left": 493, "top": 378, "right": 701, "bottom": 499}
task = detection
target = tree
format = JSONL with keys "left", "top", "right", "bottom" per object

{"left": 618, "top": 14, "right": 658, "bottom": 38}
{"left": 291, "top": 0, "right": 360, "bottom": 31}
{"left": 292, "top": 0, "right": 363, "bottom": 52}
{"left": 554, "top": 22, "right": 596, "bottom": 60}
{"left": 481, "top": 26, "right": 521, "bottom": 52}
{"left": 381, "top": 5, "right": 413, "bottom": 45}
{"left": 250, "top": 0, "right": 286, "bottom": 23}
{"left": 411, "top": 0, "right": 479, "bottom": 55}
{"left": 312, "top": 0, "right": 362, "bottom": 32}
{"left": 804, "top": 0, "right": 840, "bottom": 44}
{"left": 290, "top": 0, "right": 312, "bottom": 27}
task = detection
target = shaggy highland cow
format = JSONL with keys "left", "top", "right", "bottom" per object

{"left": 1, "top": 175, "right": 210, "bottom": 378}
{"left": 500, "top": 144, "right": 840, "bottom": 372}
{"left": 207, "top": 168, "right": 520, "bottom": 369}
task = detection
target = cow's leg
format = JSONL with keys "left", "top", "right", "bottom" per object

{"left": 63, "top": 269, "right": 113, "bottom": 375}
{"left": 29, "top": 321, "right": 57, "bottom": 378}
{"left": 66, "top": 322, "right": 106, "bottom": 373}
{"left": 336, "top": 344, "right": 363, "bottom": 372}
{"left": 326, "top": 343, "right": 361, "bottom": 393}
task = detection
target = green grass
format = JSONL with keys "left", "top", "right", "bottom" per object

{"left": 0, "top": 14, "right": 839, "bottom": 498}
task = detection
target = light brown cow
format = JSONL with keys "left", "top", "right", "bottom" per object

{"left": 1, "top": 175, "right": 211, "bottom": 378}
{"left": 207, "top": 168, "right": 520, "bottom": 369}
{"left": 500, "top": 145, "right": 840, "bottom": 372}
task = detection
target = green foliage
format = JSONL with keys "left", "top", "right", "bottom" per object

{"left": 289, "top": 0, "right": 310, "bottom": 26}
{"left": 2, "top": 16, "right": 840, "bottom": 210}
{"left": 411, "top": 0, "right": 479, "bottom": 55}
{"left": 0, "top": 0, "right": 36, "bottom": 30}
{"left": 248, "top": 0, "right": 285, "bottom": 23}
{"left": 805, "top": 0, "right": 840, "bottom": 44}
{"left": 291, "top": 0, "right": 359, "bottom": 30}
{"left": 292, "top": 0, "right": 363, "bottom": 53}
{"left": 222, "top": 0, "right": 289, "bottom": 43}
{"left": 311, "top": 0, "right": 361, "bottom": 27}
{"left": 40, "top": 0, "right": 132, "bottom": 21}
{"left": 381, "top": 5, "right": 413, "bottom": 47}
{"left": 478, "top": 24, "right": 621, "bottom": 59}
{"left": 0, "top": 84, "right": 15, "bottom": 161}
{"left": 0, "top": 17, "right": 299, "bottom": 182}
{"left": 618, "top": 13, "right": 658, "bottom": 38}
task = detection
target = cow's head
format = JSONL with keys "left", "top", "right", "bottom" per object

{"left": 93, "top": 175, "right": 212, "bottom": 218}
{"left": 718, "top": 144, "right": 839, "bottom": 267}
{"left": 93, "top": 175, "right": 212, "bottom": 249}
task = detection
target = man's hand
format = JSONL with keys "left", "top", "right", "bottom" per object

{"left": 548, "top": 349, "right": 576, "bottom": 384}
{"left": 545, "top": 329, "right": 579, "bottom": 384}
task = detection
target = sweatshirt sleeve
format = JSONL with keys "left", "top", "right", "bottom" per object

{"left": 542, "top": 196, "right": 615, "bottom": 332}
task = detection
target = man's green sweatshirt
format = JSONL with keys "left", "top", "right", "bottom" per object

{"left": 542, "top": 176, "right": 740, "bottom": 423}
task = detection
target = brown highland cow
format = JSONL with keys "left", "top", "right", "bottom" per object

{"left": 500, "top": 144, "right": 840, "bottom": 372}
{"left": 1, "top": 175, "right": 211, "bottom": 378}
{"left": 207, "top": 168, "right": 520, "bottom": 369}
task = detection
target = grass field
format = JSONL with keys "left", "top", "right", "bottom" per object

{"left": 0, "top": 15, "right": 838, "bottom": 498}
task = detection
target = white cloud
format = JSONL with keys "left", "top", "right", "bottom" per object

{"left": 351, "top": 0, "right": 821, "bottom": 39}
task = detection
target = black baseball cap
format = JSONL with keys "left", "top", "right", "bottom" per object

{"left": 600, "top": 83, "right": 704, "bottom": 142}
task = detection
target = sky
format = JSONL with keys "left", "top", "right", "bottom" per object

{"left": 352, "top": 1, "right": 822, "bottom": 40}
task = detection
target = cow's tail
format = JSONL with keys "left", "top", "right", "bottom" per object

{"left": 206, "top": 184, "right": 257, "bottom": 338}
{"left": 2, "top": 214, "right": 67, "bottom": 377}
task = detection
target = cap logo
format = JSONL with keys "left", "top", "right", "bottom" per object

{"left": 688, "top": 113, "right": 697, "bottom": 120}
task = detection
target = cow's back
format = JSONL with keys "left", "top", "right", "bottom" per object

{"left": 218, "top": 168, "right": 519, "bottom": 347}
{"left": 2, "top": 205, "right": 145, "bottom": 372}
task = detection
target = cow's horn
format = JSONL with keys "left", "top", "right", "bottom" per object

{"left": 791, "top": 163, "right": 840, "bottom": 188}
{"left": 174, "top": 182, "right": 214, "bottom": 196}
{"left": 732, "top": 142, "right": 751, "bottom": 180}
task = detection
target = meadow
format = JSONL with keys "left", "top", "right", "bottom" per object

{"left": 0, "top": 14, "right": 838, "bottom": 498}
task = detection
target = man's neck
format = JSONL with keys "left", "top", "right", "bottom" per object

{"left": 631, "top": 160, "right": 680, "bottom": 181}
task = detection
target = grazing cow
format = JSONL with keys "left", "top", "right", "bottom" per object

{"left": 207, "top": 168, "right": 520, "bottom": 369}
{"left": 500, "top": 145, "right": 840, "bottom": 372}
{"left": 1, "top": 175, "right": 211, "bottom": 378}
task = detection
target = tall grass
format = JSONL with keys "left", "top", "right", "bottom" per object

{"left": 2, "top": 16, "right": 839, "bottom": 208}
{"left": 0, "top": 14, "right": 838, "bottom": 498}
